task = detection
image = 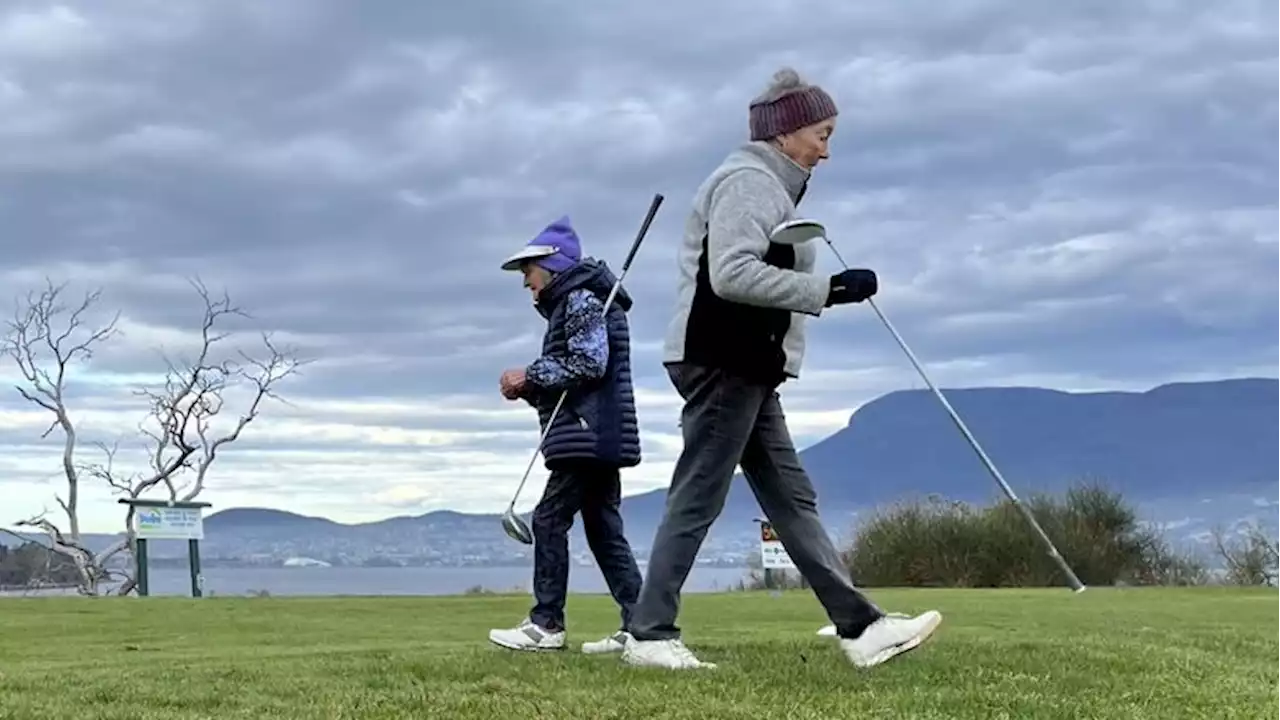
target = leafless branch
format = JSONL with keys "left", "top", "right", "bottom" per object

{"left": 1210, "top": 522, "right": 1279, "bottom": 587}
{"left": 2, "top": 280, "right": 119, "bottom": 544}
{"left": 182, "top": 332, "right": 305, "bottom": 502}
{"left": 0, "top": 526, "right": 42, "bottom": 546}
{"left": 120, "top": 280, "right": 307, "bottom": 504}
{"left": 13, "top": 511, "right": 105, "bottom": 595}
{"left": 5, "top": 276, "right": 304, "bottom": 596}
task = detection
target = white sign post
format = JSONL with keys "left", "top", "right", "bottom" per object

{"left": 756, "top": 518, "right": 795, "bottom": 595}
{"left": 758, "top": 518, "right": 795, "bottom": 570}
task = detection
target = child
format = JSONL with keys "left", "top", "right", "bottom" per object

{"left": 489, "top": 215, "right": 644, "bottom": 655}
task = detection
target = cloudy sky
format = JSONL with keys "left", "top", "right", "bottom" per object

{"left": 1, "top": 0, "right": 1275, "bottom": 534}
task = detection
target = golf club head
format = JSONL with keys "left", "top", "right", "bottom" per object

{"left": 501, "top": 509, "right": 534, "bottom": 545}
{"left": 770, "top": 218, "right": 826, "bottom": 245}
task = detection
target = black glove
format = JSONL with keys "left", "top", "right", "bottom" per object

{"left": 826, "top": 269, "right": 878, "bottom": 306}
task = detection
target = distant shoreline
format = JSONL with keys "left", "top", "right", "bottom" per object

{"left": 1, "top": 565, "right": 752, "bottom": 598}
{"left": 0, "top": 582, "right": 79, "bottom": 593}
{"left": 137, "top": 559, "right": 749, "bottom": 570}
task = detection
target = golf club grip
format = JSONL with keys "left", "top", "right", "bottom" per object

{"left": 618, "top": 193, "right": 664, "bottom": 274}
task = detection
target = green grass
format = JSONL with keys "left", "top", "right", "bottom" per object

{"left": 0, "top": 588, "right": 1275, "bottom": 719}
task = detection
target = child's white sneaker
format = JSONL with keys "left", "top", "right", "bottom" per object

{"left": 488, "top": 618, "right": 566, "bottom": 651}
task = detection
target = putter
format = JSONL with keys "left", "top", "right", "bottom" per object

{"left": 500, "top": 193, "right": 666, "bottom": 545}
{"left": 804, "top": 221, "right": 1087, "bottom": 593}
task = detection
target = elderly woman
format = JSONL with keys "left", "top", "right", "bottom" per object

{"left": 622, "top": 68, "right": 942, "bottom": 670}
{"left": 488, "top": 217, "right": 645, "bottom": 656}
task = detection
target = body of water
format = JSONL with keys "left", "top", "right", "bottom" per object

{"left": 3, "top": 565, "right": 752, "bottom": 598}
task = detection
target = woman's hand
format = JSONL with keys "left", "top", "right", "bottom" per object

{"left": 500, "top": 368, "right": 527, "bottom": 400}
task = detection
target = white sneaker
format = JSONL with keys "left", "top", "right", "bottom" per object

{"left": 488, "top": 618, "right": 566, "bottom": 652}
{"left": 581, "top": 630, "right": 632, "bottom": 655}
{"left": 840, "top": 611, "right": 942, "bottom": 668}
{"left": 621, "top": 638, "right": 717, "bottom": 669}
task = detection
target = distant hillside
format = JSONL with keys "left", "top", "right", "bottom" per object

{"left": 201, "top": 376, "right": 1276, "bottom": 558}
{"left": 205, "top": 508, "right": 341, "bottom": 530}
{"left": 618, "top": 376, "right": 1278, "bottom": 541}
{"left": 5, "top": 377, "right": 1273, "bottom": 566}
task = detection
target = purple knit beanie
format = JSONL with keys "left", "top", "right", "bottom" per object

{"left": 748, "top": 67, "right": 838, "bottom": 141}
{"left": 499, "top": 215, "right": 582, "bottom": 273}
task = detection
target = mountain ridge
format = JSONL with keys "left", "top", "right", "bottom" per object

{"left": 6, "top": 377, "right": 1274, "bottom": 567}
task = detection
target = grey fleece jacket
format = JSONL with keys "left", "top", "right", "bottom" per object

{"left": 662, "top": 141, "right": 829, "bottom": 379}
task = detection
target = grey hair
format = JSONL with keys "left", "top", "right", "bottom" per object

{"left": 750, "top": 66, "right": 808, "bottom": 105}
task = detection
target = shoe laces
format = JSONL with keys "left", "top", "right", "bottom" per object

{"left": 666, "top": 639, "right": 701, "bottom": 664}
{"left": 518, "top": 618, "right": 554, "bottom": 635}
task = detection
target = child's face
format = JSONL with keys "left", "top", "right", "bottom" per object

{"left": 520, "top": 262, "right": 551, "bottom": 300}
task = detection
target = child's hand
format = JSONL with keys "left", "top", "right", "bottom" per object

{"left": 499, "top": 368, "right": 527, "bottom": 400}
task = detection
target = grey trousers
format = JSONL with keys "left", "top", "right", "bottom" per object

{"left": 628, "top": 362, "right": 884, "bottom": 641}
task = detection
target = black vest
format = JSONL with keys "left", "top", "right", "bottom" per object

{"left": 681, "top": 182, "right": 809, "bottom": 386}
{"left": 533, "top": 259, "right": 641, "bottom": 469}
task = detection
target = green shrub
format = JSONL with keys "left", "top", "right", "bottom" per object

{"left": 842, "top": 480, "right": 1207, "bottom": 588}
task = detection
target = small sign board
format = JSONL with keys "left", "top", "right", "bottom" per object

{"left": 118, "top": 499, "right": 212, "bottom": 597}
{"left": 134, "top": 505, "right": 205, "bottom": 540}
{"left": 758, "top": 520, "right": 795, "bottom": 570}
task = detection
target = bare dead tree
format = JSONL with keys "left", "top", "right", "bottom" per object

{"left": 1210, "top": 521, "right": 1279, "bottom": 587}
{"left": 2, "top": 281, "right": 118, "bottom": 594}
{"left": 3, "top": 278, "right": 304, "bottom": 596}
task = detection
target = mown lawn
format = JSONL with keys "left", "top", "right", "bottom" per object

{"left": 0, "top": 587, "right": 1275, "bottom": 719}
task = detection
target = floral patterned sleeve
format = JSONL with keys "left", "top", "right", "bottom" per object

{"left": 525, "top": 289, "right": 609, "bottom": 394}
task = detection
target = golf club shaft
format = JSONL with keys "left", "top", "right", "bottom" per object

{"left": 506, "top": 193, "right": 665, "bottom": 512}
{"left": 825, "top": 241, "right": 1086, "bottom": 592}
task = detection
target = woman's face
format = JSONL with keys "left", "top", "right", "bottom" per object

{"left": 776, "top": 117, "right": 837, "bottom": 170}
{"left": 521, "top": 262, "right": 552, "bottom": 300}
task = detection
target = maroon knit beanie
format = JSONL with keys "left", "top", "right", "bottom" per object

{"left": 748, "top": 67, "right": 838, "bottom": 141}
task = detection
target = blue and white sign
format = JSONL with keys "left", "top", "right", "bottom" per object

{"left": 134, "top": 506, "right": 204, "bottom": 540}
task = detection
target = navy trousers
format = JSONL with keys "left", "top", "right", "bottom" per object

{"left": 529, "top": 459, "right": 643, "bottom": 632}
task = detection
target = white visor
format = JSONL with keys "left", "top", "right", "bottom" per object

{"left": 501, "top": 244, "right": 559, "bottom": 271}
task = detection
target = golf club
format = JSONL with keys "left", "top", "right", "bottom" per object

{"left": 770, "top": 219, "right": 1087, "bottom": 593}
{"left": 501, "top": 193, "right": 666, "bottom": 545}
{"left": 770, "top": 218, "right": 827, "bottom": 245}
